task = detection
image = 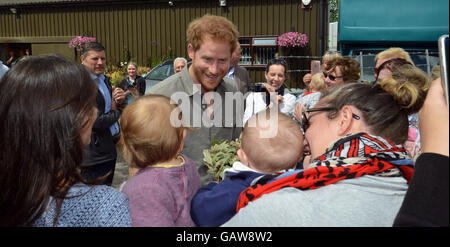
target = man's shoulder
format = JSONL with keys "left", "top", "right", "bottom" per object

{"left": 148, "top": 73, "right": 186, "bottom": 96}
{"left": 235, "top": 65, "right": 249, "bottom": 74}
{"left": 234, "top": 65, "right": 250, "bottom": 79}
{"left": 221, "top": 76, "right": 239, "bottom": 92}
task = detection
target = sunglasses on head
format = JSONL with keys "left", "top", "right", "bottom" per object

{"left": 373, "top": 58, "right": 412, "bottom": 79}
{"left": 323, "top": 72, "right": 344, "bottom": 81}
{"left": 268, "top": 58, "right": 287, "bottom": 66}
{"left": 301, "top": 107, "right": 360, "bottom": 132}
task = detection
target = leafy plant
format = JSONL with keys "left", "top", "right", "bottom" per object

{"left": 329, "top": 0, "right": 339, "bottom": 23}
{"left": 138, "top": 66, "right": 151, "bottom": 76}
{"left": 105, "top": 64, "right": 151, "bottom": 86}
{"left": 203, "top": 135, "right": 242, "bottom": 182}
{"left": 105, "top": 65, "right": 126, "bottom": 87}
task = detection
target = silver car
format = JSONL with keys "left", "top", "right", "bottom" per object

{"left": 144, "top": 59, "right": 174, "bottom": 94}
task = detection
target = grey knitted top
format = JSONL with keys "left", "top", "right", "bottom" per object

{"left": 33, "top": 183, "right": 131, "bottom": 227}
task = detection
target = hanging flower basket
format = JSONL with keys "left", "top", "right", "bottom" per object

{"left": 68, "top": 36, "right": 97, "bottom": 52}
{"left": 277, "top": 32, "right": 309, "bottom": 88}
{"left": 277, "top": 32, "right": 308, "bottom": 48}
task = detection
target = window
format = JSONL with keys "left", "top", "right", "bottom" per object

{"left": 239, "top": 36, "right": 278, "bottom": 67}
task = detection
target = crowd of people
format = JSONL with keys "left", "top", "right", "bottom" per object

{"left": 0, "top": 14, "right": 448, "bottom": 227}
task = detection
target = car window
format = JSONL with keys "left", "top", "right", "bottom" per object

{"left": 146, "top": 64, "right": 173, "bottom": 80}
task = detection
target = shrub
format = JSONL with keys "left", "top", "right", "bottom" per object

{"left": 203, "top": 135, "right": 241, "bottom": 182}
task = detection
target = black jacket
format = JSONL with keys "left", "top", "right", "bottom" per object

{"left": 394, "top": 153, "right": 449, "bottom": 226}
{"left": 83, "top": 76, "right": 122, "bottom": 167}
{"left": 233, "top": 65, "right": 252, "bottom": 95}
{"left": 119, "top": 75, "right": 146, "bottom": 96}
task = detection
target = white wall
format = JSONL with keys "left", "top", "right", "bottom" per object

{"left": 328, "top": 22, "right": 338, "bottom": 51}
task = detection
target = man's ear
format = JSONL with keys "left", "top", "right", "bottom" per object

{"left": 80, "top": 55, "right": 86, "bottom": 65}
{"left": 187, "top": 44, "right": 195, "bottom": 60}
{"left": 337, "top": 105, "right": 354, "bottom": 136}
{"left": 237, "top": 148, "right": 248, "bottom": 165}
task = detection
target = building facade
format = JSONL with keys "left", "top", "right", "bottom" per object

{"left": 0, "top": 0, "right": 328, "bottom": 87}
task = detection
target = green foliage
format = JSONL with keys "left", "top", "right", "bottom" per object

{"left": 105, "top": 64, "right": 126, "bottom": 87}
{"left": 203, "top": 135, "right": 242, "bottom": 182}
{"left": 329, "top": 0, "right": 339, "bottom": 23}
{"left": 123, "top": 48, "right": 131, "bottom": 64}
{"left": 146, "top": 46, "right": 176, "bottom": 68}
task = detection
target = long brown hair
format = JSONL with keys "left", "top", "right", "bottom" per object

{"left": 0, "top": 55, "right": 98, "bottom": 226}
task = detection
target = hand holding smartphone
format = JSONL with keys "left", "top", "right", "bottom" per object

{"left": 310, "top": 60, "right": 321, "bottom": 75}
{"left": 438, "top": 34, "right": 449, "bottom": 106}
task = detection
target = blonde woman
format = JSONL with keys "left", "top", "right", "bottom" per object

{"left": 119, "top": 62, "right": 146, "bottom": 103}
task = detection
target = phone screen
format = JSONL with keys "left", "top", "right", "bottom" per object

{"left": 438, "top": 34, "right": 449, "bottom": 106}
{"left": 311, "top": 60, "right": 321, "bottom": 75}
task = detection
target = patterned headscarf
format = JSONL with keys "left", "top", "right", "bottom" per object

{"left": 236, "top": 133, "right": 414, "bottom": 212}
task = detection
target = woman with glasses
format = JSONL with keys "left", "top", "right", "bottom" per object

{"left": 224, "top": 67, "right": 428, "bottom": 226}
{"left": 323, "top": 57, "right": 360, "bottom": 89}
{"left": 373, "top": 57, "right": 413, "bottom": 83}
{"left": 243, "top": 58, "right": 296, "bottom": 125}
{"left": 373, "top": 61, "right": 428, "bottom": 160}
{"left": 294, "top": 57, "right": 360, "bottom": 115}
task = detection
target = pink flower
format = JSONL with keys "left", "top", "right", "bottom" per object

{"left": 69, "top": 36, "right": 97, "bottom": 50}
{"left": 277, "top": 32, "right": 308, "bottom": 48}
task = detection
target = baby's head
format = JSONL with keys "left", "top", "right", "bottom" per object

{"left": 119, "top": 95, "right": 186, "bottom": 169}
{"left": 310, "top": 73, "right": 326, "bottom": 92}
{"left": 238, "top": 109, "right": 304, "bottom": 173}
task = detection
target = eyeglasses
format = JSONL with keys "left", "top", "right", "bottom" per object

{"left": 301, "top": 107, "right": 360, "bottom": 132}
{"left": 323, "top": 72, "right": 344, "bottom": 81}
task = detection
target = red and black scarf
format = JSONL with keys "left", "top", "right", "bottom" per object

{"left": 236, "top": 133, "right": 414, "bottom": 212}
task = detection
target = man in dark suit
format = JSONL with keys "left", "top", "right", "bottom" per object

{"left": 226, "top": 42, "right": 252, "bottom": 95}
{"left": 80, "top": 42, "right": 126, "bottom": 185}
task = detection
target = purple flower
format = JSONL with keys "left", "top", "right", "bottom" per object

{"left": 69, "top": 36, "right": 97, "bottom": 50}
{"left": 277, "top": 32, "right": 308, "bottom": 48}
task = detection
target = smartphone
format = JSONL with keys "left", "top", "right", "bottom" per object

{"left": 250, "top": 82, "right": 267, "bottom": 92}
{"left": 311, "top": 60, "right": 321, "bottom": 75}
{"left": 438, "top": 34, "right": 449, "bottom": 106}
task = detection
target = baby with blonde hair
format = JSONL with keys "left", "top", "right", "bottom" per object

{"left": 239, "top": 110, "right": 304, "bottom": 173}
{"left": 119, "top": 95, "right": 200, "bottom": 226}
{"left": 297, "top": 73, "right": 327, "bottom": 109}
{"left": 309, "top": 73, "right": 326, "bottom": 93}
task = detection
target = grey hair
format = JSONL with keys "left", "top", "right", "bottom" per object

{"left": 174, "top": 57, "right": 187, "bottom": 65}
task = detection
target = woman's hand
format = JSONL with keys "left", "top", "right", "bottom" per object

{"left": 293, "top": 102, "right": 305, "bottom": 122}
{"left": 112, "top": 86, "right": 126, "bottom": 104}
{"left": 263, "top": 82, "right": 274, "bottom": 92}
{"left": 263, "top": 83, "right": 284, "bottom": 105}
